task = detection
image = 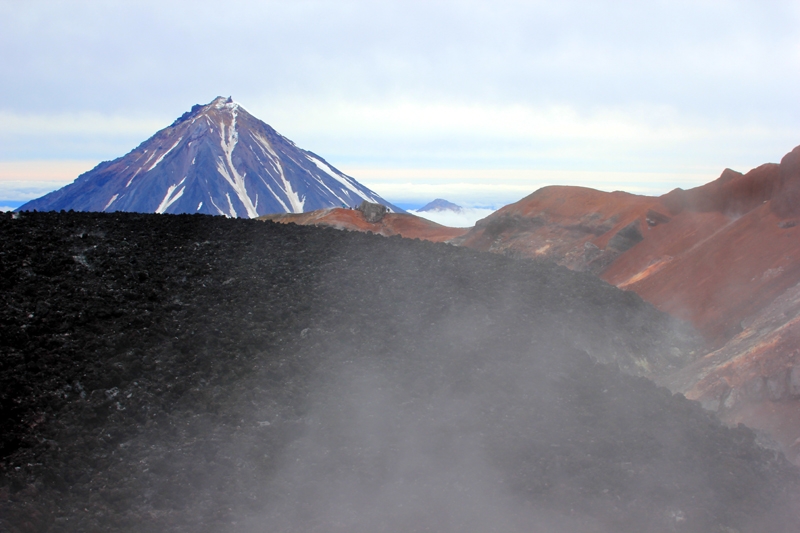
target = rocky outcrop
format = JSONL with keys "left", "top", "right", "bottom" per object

{"left": 661, "top": 165, "right": 779, "bottom": 217}
{"left": 606, "top": 220, "right": 644, "bottom": 252}
{"left": 645, "top": 209, "right": 671, "bottom": 227}
{"left": 356, "top": 200, "right": 388, "bottom": 223}
{"left": 661, "top": 279, "right": 800, "bottom": 462}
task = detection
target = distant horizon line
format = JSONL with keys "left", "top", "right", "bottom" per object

{"left": 0, "top": 159, "right": 726, "bottom": 208}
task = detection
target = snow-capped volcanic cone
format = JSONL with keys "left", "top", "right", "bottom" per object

{"left": 19, "top": 97, "right": 398, "bottom": 217}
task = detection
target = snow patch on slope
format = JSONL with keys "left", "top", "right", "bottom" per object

{"left": 225, "top": 193, "right": 237, "bottom": 218}
{"left": 258, "top": 176, "right": 290, "bottom": 212}
{"left": 216, "top": 111, "right": 259, "bottom": 218}
{"left": 141, "top": 150, "right": 158, "bottom": 168}
{"left": 306, "top": 154, "right": 378, "bottom": 203}
{"left": 306, "top": 173, "right": 350, "bottom": 206}
{"left": 126, "top": 168, "right": 142, "bottom": 188}
{"left": 146, "top": 137, "right": 182, "bottom": 172}
{"left": 252, "top": 132, "right": 304, "bottom": 213}
{"left": 103, "top": 194, "right": 119, "bottom": 211}
{"left": 209, "top": 196, "right": 226, "bottom": 217}
{"left": 155, "top": 178, "right": 186, "bottom": 214}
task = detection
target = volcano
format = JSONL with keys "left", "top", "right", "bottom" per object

{"left": 18, "top": 97, "right": 398, "bottom": 217}
{"left": 418, "top": 198, "right": 463, "bottom": 213}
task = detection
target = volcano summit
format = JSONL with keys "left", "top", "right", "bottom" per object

{"left": 19, "top": 97, "right": 396, "bottom": 217}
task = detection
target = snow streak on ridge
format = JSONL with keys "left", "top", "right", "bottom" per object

{"left": 104, "top": 194, "right": 119, "bottom": 211}
{"left": 306, "top": 154, "right": 372, "bottom": 202}
{"left": 252, "top": 132, "right": 305, "bottom": 213}
{"left": 146, "top": 138, "right": 183, "bottom": 173}
{"left": 216, "top": 110, "right": 259, "bottom": 218}
{"left": 155, "top": 178, "right": 187, "bottom": 214}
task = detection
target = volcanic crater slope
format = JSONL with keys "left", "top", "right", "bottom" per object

{"left": 1, "top": 212, "right": 798, "bottom": 533}
{"left": 453, "top": 144, "right": 800, "bottom": 464}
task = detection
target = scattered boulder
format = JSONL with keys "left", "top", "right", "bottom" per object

{"left": 646, "top": 209, "right": 671, "bottom": 227}
{"left": 583, "top": 241, "right": 602, "bottom": 262}
{"left": 606, "top": 220, "right": 644, "bottom": 252}
{"left": 357, "top": 200, "right": 389, "bottom": 223}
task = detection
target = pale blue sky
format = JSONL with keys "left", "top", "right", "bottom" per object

{"left": 1, "top": 0, "right": 799, "bottom": 208}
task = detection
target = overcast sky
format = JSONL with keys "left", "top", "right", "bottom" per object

{"left": 1, "top": 0, "right": 799, "bottom": 208}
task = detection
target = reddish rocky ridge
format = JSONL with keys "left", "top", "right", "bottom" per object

{"left": 260, "top": 207, "right": 469, "bottom": 243}
{"left": 456, "top": 145, "right": 800, "bottom": 463}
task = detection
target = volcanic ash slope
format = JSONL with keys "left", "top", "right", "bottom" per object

{"left": 0, "top": 212, "right": 797, "bottom": 533}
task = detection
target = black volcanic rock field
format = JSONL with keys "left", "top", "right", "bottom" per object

{"left": 1, "top": 211, "right": 798, "bottom": 533}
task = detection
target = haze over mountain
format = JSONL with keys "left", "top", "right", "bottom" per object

{"left": 18, "top": 97, "right": 398, "bottom": 217}
{"left": 455, "top": 143, "right": 800, "bottom": 463}
{"left": 407, "top": 199, "right": 495, "bottom": 228}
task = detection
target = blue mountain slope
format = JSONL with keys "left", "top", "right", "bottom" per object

{"left": 20, "top": 97, "right": 400, "bottom": 217}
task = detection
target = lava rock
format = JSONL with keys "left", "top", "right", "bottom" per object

{"left": 0, "top": 211, "right": 797, "bottom": 533}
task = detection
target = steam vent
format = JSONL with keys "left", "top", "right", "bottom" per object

{"left": 1, "top": 211, "right": 798, "bottom": 532}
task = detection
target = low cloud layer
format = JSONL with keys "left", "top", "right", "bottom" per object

{"left": 0, "top": 161, "right": 95, "bottom": 202}
{"left": 410, "top": 207, "right": 496, "bottom": 228}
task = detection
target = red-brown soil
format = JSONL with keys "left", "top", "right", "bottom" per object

{"left": 456, "top": 145, "right": 800, "bottom": 464}
{"left": 455, "top": 158, "right": 796, "bottom": 347}
{"left": 454, "top": 186, "right": 662, "bottom": 269}
{"left": 260, "top": 208, "right": 469, "bottom": 243}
